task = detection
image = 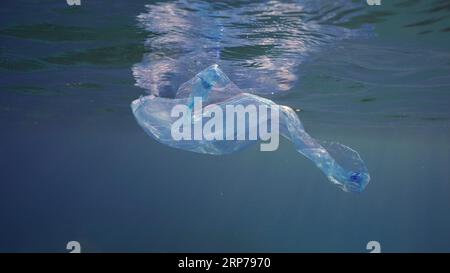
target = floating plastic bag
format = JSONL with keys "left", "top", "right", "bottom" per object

{"left": 131, "top": 65, "right": 370, "bottom": 192}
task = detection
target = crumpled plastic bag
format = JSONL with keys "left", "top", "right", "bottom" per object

{"left": 131, "top": 64, "right": 370, "bottom": 192}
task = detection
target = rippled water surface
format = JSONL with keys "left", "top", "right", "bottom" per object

{"left": 133, "top": 0, "right": 372, "bottom": 96}
{"left": 1, "top": 0, "right": 450, "bottom": 252}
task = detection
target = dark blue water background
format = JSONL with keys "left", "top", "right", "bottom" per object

{"left": 1, "top": 0, "right": 450, "bottom": 252}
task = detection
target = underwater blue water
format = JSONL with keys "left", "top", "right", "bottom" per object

{"left": 1, "top": 0, "right": 450, "bottom": 252}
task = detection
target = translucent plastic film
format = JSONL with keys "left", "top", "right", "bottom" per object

{"left": 131, "top": 65, "right": 370, "bottom": 192}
